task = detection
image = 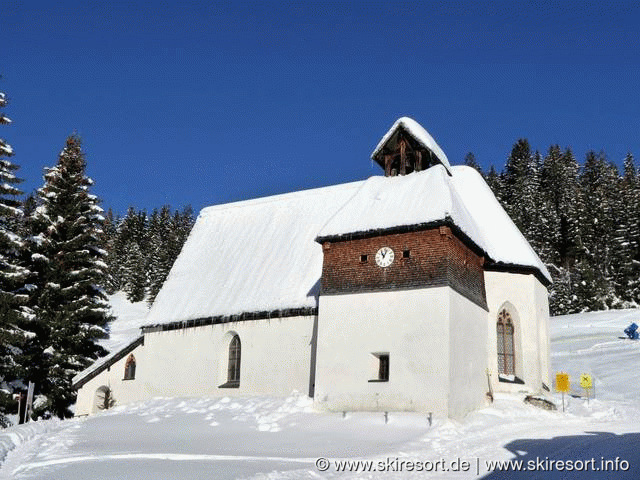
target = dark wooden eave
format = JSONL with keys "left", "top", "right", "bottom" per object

{"left": 141, "top": 307, "right": 319, "bottom": 334}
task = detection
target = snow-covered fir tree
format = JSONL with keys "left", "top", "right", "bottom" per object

{"left": 539, "top": 146, "right": 582, "bottom": 313}
{"left": 146, "top": 205, "right": 193, "bottom": 306}
{"left": 613, "top": 153, "right": 640, "bottom": 303}
{"left": 502, "top": 139, "right": 544, "bottom": 254}
{"left": 110, "top": 207, "right": 148, "bottom": 302}
{"left": 483, "top": 141, "right": 640, "bottom": 315}
{"left": 102, "top": 208, "right": 120, "bottom": 294}
{"left": 0, "top": 87, "right": 32, "bottom": 426}
{"left": 484, "top": 165, "right": 503, "bottom": 202}
{"left": 576, "top": 152, "right": 619, "bottom": 310}
{"left": 25, "top": 134, "right": 111, "bottom": 419}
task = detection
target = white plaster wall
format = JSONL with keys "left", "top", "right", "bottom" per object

{"left": 314, "top": 288, "right": 453, "bottom": 414}
{"left": 76, "top": 315, "right": 315, "bottom": 416}
{"left": 141, "top": 316, "right": 314, "bottom": 398}
{"left": 448, "top": 290, "right": 490, "bottom": 418}
{"left": 484, "top": 271, "right": 550, "bottom": 394}
{"left": 75, "top": 342, "right": 147, "bottom": 416}
{"left": 535, "top": 279, "right": 551, "bottom": 387}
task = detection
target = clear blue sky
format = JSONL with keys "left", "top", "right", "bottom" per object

{"left": 3, "top": 1, "right": 640, "bottom": 215}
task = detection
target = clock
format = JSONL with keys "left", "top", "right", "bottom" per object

{"left": 375, "top": 246, "right": 395, "bottom": 267}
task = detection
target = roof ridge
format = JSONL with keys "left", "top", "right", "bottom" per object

{"left": 200, "top": 179, "right": 365, "bottom": 215}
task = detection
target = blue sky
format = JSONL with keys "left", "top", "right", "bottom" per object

{"left": 3, "top": 1, "right": 640, "bottom": 214}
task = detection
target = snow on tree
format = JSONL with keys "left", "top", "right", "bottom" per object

{"left": 26, "top": 134, "right": 111, "bottom": 419}
{"left": 0, "top": 85, "right": 32, "bottom": 426}
{"left": 146, "top": 205, "right": 193, "bottom": 307}
{"left": 102, "top": 208, "right": 120, "bottom": 294}
{"left": 612, "top": 153, "right": 640, "bottom": 304}
{"left": 484, "top": 165, "right": 503, "bottom": 202}
{"left": 109, "top": 207, "right": 148, "bottom": 302}
{"left": 501, "top": 139, "right": 545, "bottom": 254}
{"left": 575, "top": 151, "right": 620, "bottom": 310}
{"left": 539, "top": 146, "right": 583, "bottom": 313}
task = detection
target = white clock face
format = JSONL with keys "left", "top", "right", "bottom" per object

{"left": 375, "top": 246, "right": 395, "bottom": 267}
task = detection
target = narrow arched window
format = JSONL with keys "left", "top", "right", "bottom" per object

{"left": 227, "top": 335, "right": 241, "bottom": 386}
{"left": 497, "top": 310, "right": 515, "bottom": 376}
{"left": 124, "top": 354, "right": 136, "bottom": 380}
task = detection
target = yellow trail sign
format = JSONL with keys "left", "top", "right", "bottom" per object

{"left": 556, "top": 372, "right": 570, "bottom": 393}
{"left": 580, "top": 373, "right": 592, "bottom": 389}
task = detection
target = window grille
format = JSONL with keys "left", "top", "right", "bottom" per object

{"left": 497, "top": 310, "right": 515, "bottom": 375}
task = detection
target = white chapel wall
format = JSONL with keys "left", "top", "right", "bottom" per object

{"left": 448, "top": 289, "right": 490, "bottom": 418}
{"left": 314, "top": 288, "right": 452, "bottom": 414}
{"left": 140, "top": 316, "right": 315, "bottom": 398}
{"left": 484, "top": 271, "right": 550, "bottom": 394}
{"left": 76, "top": 315, "right": 315, "bottom": 416}
{"left": 75, "top": 343, "right": 148, "bottom": 416}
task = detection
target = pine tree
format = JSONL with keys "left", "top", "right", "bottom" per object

{"left": 613, "top": 153, "right": 640, "bottom": 304}
{"left": 147, "top": 206, "right": 174, "bottom": 306}
{"left": 484, "top": 165, "right": 503, "bottom": 202}
{"left": 113, "top": 207, "right": 148, "bottom": 302}
{"left": 464, "top": 152, "right": 482, "bottom": 175}
{"left": 122, "top": 242, "right": 147, "bottom": 302}
{"left": 103, "top": 208, "right": 120, "bottom": 294}
{"left": 539, "top": 146, "right": 582, "bottom": 313}
{"left": 502, "top": 139, "right": 544, "bottom": 252}
{"left": 26, "top": 134, "right": 111, "bottom": 418}
{"left": 146, "top": 205, "right": 194, "bottom": 306}
{"left": 575, "top": 151, "right": 619, "bottom": 310}
{"left": 0, "top": 86, "right": 31, "bottom": 426}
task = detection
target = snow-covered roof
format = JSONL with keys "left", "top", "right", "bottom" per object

{"left": 145, "top": 166, "right": 550, "bottom": 326}
{"left": 371, "top": 117, "right": 451, "bottom": 174}
{"left": 318, "top": 165, "right": 550, "bottom": 283}
{"left": 449, "top": 166, "right": 551, "bottom": 282}
{"left": 145, "top": 182, "right": 364, "bottom": 325}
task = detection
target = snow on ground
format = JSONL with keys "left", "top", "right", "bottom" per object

{"left": 2, "top": 309, "right": 640, "bottom": 479}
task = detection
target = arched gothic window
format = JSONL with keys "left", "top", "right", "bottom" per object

{"left": 124, "top": 354, "right": 136, "bottom": 380}
{"left": 497, "top": 310, "right": 515, "bottom": 375}
{"left": 227, "top": 335, "right": 241, "bottom": 386}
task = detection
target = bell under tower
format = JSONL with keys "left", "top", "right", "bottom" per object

{"left": 371, "top": 117, "right": 452, "bottom": 176}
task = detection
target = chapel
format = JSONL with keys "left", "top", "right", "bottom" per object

{"left": 74, "top": 117, "right": 551, "bottom": 418}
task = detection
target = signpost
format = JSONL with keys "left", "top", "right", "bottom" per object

{"left": 25, "top": 382, "right": 35, "bottom": 422}
{"left": 556, "top": 372, "right": 570, "bottom": 412}
{"left": 580, "top": 374, "right": 593, "bottom": 404}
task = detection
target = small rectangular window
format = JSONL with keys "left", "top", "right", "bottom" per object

{"left": 403, "top": 249, "right": 410, "bottom": 258}
{"left": 378, "top": 354, "right": 390, "bottom": 381}
{"left": 360, "top": 254, "right": 368, "bottom": 262}
{"left": 368, "top": 352, "right": 390, "bottom": 382}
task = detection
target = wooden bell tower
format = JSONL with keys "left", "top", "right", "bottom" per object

{"left": 371, "top": 117, "right": 452, "bottom": 177}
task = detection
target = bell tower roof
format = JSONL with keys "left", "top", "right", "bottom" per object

{"left": 371, "top": 117, "right": 452, "bottom": 176}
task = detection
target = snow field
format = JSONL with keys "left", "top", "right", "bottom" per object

{"left": 2, "top": 302, "right": 640, "bottom": 479}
